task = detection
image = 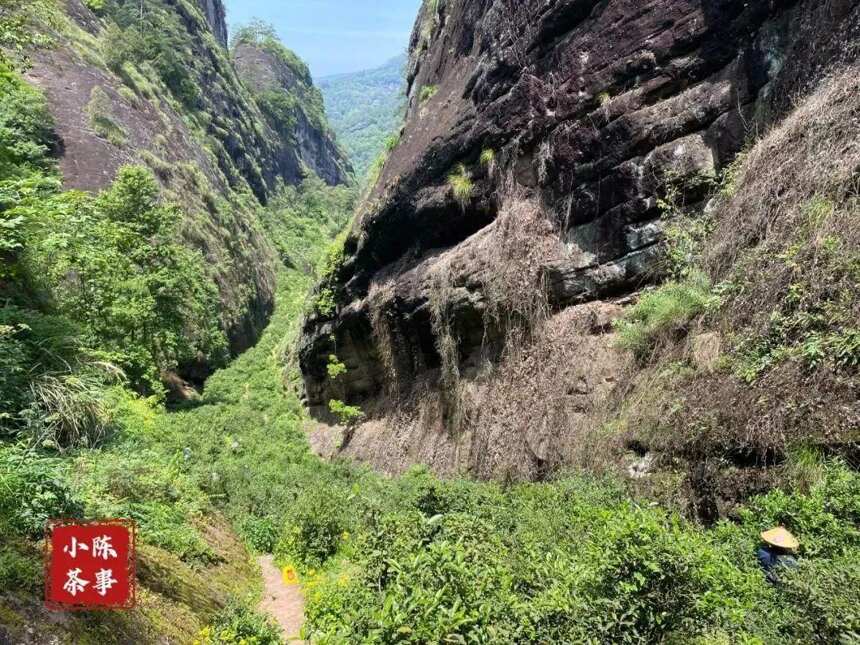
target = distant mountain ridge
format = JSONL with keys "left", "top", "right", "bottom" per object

{"left": 320, "top": 54, "right": 406, "bottom": 179}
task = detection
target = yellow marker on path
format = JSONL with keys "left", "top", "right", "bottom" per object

{"left": 281, "top": 565, "right": 299, "bottom": 586}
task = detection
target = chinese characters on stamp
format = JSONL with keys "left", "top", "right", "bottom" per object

{"left": 45, "top": 520, "right": 135, "bottom": 610}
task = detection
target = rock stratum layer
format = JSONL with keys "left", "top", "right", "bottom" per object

{"left": 300, "top": 0, "right": 859, "bottom": 486}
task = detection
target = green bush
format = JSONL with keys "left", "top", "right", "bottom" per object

{"left": 779, "top": 557, "right": 860, "bottom": 643}
{"left": 240, "top": 516, "right": 280, "bottom": 553}
{"left": 0, "top": 323, "right": 30, "bottom": 424}
{"left": 480, "top": 147, "right": 495, "bottom": 168}
{"left": 0, "top": 542, "right": 40, "bottom": 591}
{"left": 732, "top": 224, "right": 860, "bottom": 381}
{"left": 326, "top": 354, "right": 347, "bottom": 380}
{"left": 0, "top": 60, "right": 55, "bottom": 179}
{"left": 448, "top": 163, "right": 473, "bottom": 208}
{"left": 19, "top": 165, "right": 228, "bottom": 392}
{"left": 328, "top": 399, "right": 363, "bottom": 426}
{"left": 23, "top": 368, "right": 119, "bottom": 450}
{"left": 615, "top": 270, "right": 717, "bottom": 361}
{"left": 98, "top": 0, "right": 205, "bottom": 110}
{"left": 257, "top": 89, "right": 299, "bottom": 136}
{"left": 0, "top": 445, "right": 83, "bottom": 538}
{"left": 0, "top": 0, "right": 57, "bottom": 63}
{"left": 197, "top": 601, "right": 283, "bottom": 645}
{"left": 384, "top": 132, "right": 400, "bottom": 151}
{"left": 0, "top": 307, "right": 82, "bottom": 429}
{"left": 302, "top": 469, "right": 860, "bottom": 643}
{"left": 419, "top": 84, "right": 437, "bottom": 104}
{"left": 83, "top": 0, "right": 105, "bottom": 14}
{"left": 275, "top": 485, "right": 349, "bottom": 569}
{"left": 86, "top": 86, "right": 127, "bottom": 146}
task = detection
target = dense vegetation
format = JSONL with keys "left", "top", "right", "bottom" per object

{"left": 1, "top": 59, "right": 224, "bottom": 436}
{"left": 2, "top": 1, "right": 859, "bottom": 644}
{"left": 320, "top": 55, "right": 406, "bottom": 179}
{"left": 0, "top": 7, "right": 346, "bottom": 636}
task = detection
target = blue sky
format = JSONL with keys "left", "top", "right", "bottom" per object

{"left": 223, "top": 0, "right": 423, "bottom": 78}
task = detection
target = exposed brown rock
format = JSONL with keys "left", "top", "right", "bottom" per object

{"left": 299, "top": 0, "right": 860, "bottom": 480}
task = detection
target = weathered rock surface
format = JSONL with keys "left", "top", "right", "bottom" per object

{"left": 299, "top": 0, "right": 860, "bottom": 479}
{"left": 196, "top": 0, "right": 228, "bottom": 48}
{"left": 233, "top": 43, "right": 353, "bottom": 187}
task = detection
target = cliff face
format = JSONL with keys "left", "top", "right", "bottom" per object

{"left": 27, "top": 0, "right": 349, "bottom": 367}
{"left": 299, "top": 0, "right": 859, "bottom": 482}
{"left": 196, "top": 0, "right": 228, "bottom": 48}
{"left": 233, "top": 41, "right": 353, "bottom": 187}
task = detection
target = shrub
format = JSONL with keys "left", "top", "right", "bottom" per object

{"left": 663, "top": 212, "right": 715, "bottom": 279}
{"left": 75, "top": 447, "right": 217, "bottom": 565}
{"left": 731, "top": 215, "right": 859, "bottom": 381}
{"left": 0, "top": 0, "right": 57, "bottom": 63}
{"left": 195, "top": 602, "right": 282, "bottom": 645}
{"left": 0, "top": 61, "right": 55, "bottom": 178}
{"left": 448, "top": 163, "right": 473, "bottom": 208}
{"left": 21, "top": 165, "right": 228, "bottom": 392}
{"left": 328, "top": 399, "right": 364, "bottom": 427}
{"left": 275, "top": 486, "right": 348, "bottom": 569}
{"left": 257, "top": 88, "right": 299, "bottom": 135}
{"left": 23, "top": 368, "right": 120, "bottom": 450}
{"left": 480, "top": 147, "right": 495, "bottom": 168}
{"left": 570, "top": 508, "right": 760, "bottom": 643}
{"left": 0, "top": 323, "right": 30, "bottom": 424}
{"left": 240, "top": 516, "right": 280, "bottom": 553}
{"left": 0, "top": 307, "right": 84, "bottom": 432}
{"left": 83, "top": 0, "right": 105, "bottom": 15}
{"left": 0, "top": 445, "right": 83, "bottom": 538}
{"left": 615, "top": 270, "right": 716, "bottom": 361}
{"left": 779, "top": 557, "right": 860, "bottom": 643}
{"left": 419, "top": 84, "right": 438, "bottom": 104}
{"left": 384, "top": 132, "right": 400, "bottom": 151}
{"left": 326, "top": 354, "right": 347, "bottom": 380}
{"left": 0, "top": 542, "right": 40, "bottom": 591}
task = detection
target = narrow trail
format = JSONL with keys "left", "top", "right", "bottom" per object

{"left": 258, "top": 555, "right": 307, "bottom": 643}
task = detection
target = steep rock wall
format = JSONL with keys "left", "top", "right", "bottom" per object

{"left": 233, "top": 42, "right": 353, "bottom": 186}
{"left": 196, "top": 0, "right": 228, "bottom": 48}
{"left": 299, "top": 0, "right": 860, "bottom": 479}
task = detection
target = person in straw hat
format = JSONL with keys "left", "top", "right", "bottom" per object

{"left": 757, "top": 527, "right": 799, "bottom": 583}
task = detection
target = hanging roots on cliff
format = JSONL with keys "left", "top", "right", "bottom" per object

{"left": 480, "top": 188, "right": 561, "bottom": 352}
{"left": 428, "top": 259, "right": 471, "bottom": 435}
{"left": 368, "top": 280, "right": 401, "bottom": 397}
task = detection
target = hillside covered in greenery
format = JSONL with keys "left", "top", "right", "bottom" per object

{"left": 2, "top": 0, "right": 859, "bottom": 643}
{"left": 319, "top": 54, "right": 406, "bottom": 180}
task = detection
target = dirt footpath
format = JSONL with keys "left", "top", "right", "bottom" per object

{"left": 258, "top": 555, "right": 306, "bottom": 643}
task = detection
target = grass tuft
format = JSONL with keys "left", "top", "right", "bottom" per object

{"left": 448, "top": 163, "right": 473, "bottom": 208}
{"left": 615, "top": 271, "right": 716, "bottom": 362}
{"left": 419, "top": 84, "right": 438, "bottom": 104}
{"left": 86, "top": 86, "right": 127, "bottom": 146}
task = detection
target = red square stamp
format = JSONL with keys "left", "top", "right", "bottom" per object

{"left": 45, "top": 519, "right": 136, "bottom": 610}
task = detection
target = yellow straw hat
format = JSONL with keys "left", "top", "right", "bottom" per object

{"left": 761, "top": 527, "right": 799, "bottom": 551}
